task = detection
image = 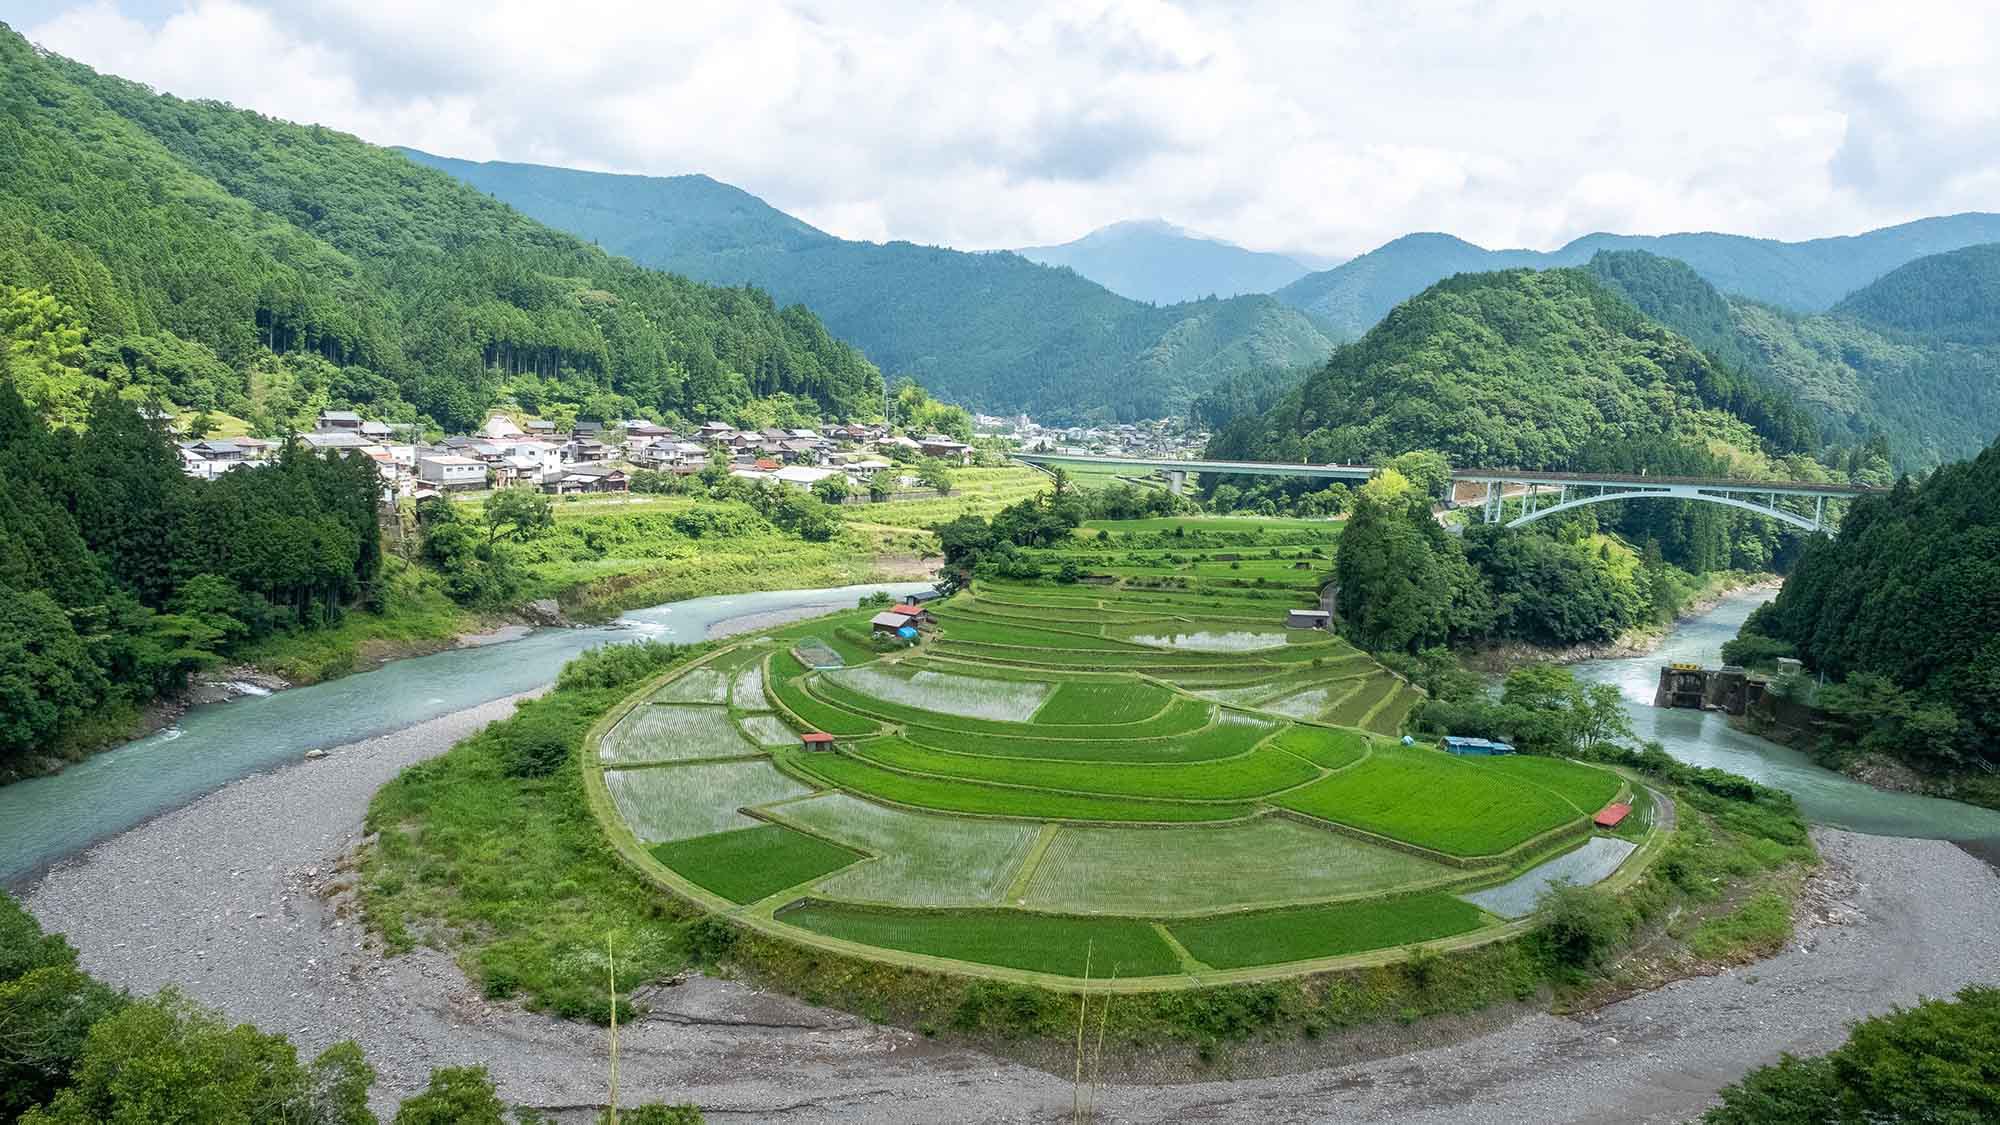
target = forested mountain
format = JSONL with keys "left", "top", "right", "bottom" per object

{"left": 1735, "top": 436, "right": 2000, "bottom": 774}
{"left": 1212, "top": 267, "right": 1820, "bottom": 469}
{"left": 0, "top": 25, "right": 884, "bottom": 434}
{"left": 1276, "top": 214, "right": 2000, "bottom": 341}
{"left": 1014, "top": 219, "right": 1314, "bottom": 304}
{"left": 1831, "top": 242, "right": 2000, "bottom": 344}
{"left": 405, "top": 151, "right": 1334, "bottom": 422}
{"left": 1588, "top": 249, "right": 2000, "bottom": 469}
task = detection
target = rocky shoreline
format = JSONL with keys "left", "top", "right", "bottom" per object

{"left": 24, "top": 693, "right": 2000, "bottom": 1122}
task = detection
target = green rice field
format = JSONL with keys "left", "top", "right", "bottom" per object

{"left": 590, "top": 515, "right": 1648, "bottom": 984}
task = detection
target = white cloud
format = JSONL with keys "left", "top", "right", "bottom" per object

{"left": 23, "top": 0, "right": 2000, "bottom": 259}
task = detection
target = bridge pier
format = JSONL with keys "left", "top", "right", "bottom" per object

{"left": 1167, "top": 470, "right": 1187, "bottom": 495}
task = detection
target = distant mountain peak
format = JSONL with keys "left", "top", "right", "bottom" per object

{"left": 1015, "top": 218, "right": 1313, "bottom": 305}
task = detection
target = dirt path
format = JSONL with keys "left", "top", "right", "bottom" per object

{"left": 25, "top": 703, "right": 2000, "bottom": 1123}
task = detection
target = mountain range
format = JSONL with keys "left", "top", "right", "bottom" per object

{"left": 1275, "top": 216, "right": 2000, "bottom": 340}
{"left": 1014, "top": 219, "right": 1316, "bottom": 305}
{"left": 402, "top": 150, "right": 1332, "bottom": 422}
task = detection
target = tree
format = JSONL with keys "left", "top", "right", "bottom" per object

{"left": 0, "top": 585, "right": 106, "bottom": 760}
{"left": 915, "top": 459, "right": 954, "bottom": 493}
{"left": 21, "top": 989, "right": 377, "bottom": 1124}
{"left": 1533, "top": 884, "right": 1629, "bottom": 970}
{"left": 810, "top": 474, "right": 851, "bottom": 505}
{"left": 1706, "top": 986, "right": 2000, "bottom": 1124}
{"left": 483, "top": 486, "right": 554, "bottom": 547}
{"left": 392, "top": 1066, "right": 506, "bottom": 1125}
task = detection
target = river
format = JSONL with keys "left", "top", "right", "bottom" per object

{"left": 0, "top": 582, "right": 927, "bottom": 886}
{"left": 1573, "top": 588, "right": 2000, "bottom": 841}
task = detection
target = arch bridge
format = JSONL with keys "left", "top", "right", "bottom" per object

{"left": 1011, "top": 453, "right": 1876, "bottom": 533}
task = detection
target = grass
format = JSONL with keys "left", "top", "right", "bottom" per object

{"left": 1168, "top": 895, "right": 1492, "bottom": 969}
{"left": 1023, "top": 818, "right": 1452, "bottom": 914}
{"left": 1686, "top": 889, "right": 1793, "bottom": 960}
{"left": 851, "top": 737, "right": 1316, "bottom": 801}
{"left": 778, "top": 747, "right": 1256, "bottom": 823}
{"left": 650, "top": 824, "right": 859, "bottom": 904}
{"left": 931, "top": 612, "right": 1138, "bottom": 651}
{"left": 783, "top": 902, "right": 1184, "bottom": 977}
{"left": 604, "top": 760, "right": 816, "bottom": 842}
{"left": 1275, "top": 744, "right": 1582, "bottom": 857}
{"left": 771, "top": 792, "right": 1041, "bottom": 906}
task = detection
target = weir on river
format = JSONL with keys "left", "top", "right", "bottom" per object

{"left": 8, "top": 582, "right": 1999, "bottom": 889}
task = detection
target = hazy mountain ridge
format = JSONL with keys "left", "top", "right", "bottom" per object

{"left": 1014, "top": 218, "right": 1317, "bottom": 304}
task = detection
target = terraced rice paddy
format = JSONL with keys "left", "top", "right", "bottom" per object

{"left": 591, "top": 515, "right": 1650, "bottom": 985}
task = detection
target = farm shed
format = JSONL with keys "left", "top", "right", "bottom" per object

{"left": 1593, "top": 803, "right": 1632, "bottom": 828}
{"left": 800, "top": 732, "right": 837, "bottom": 752}
{"left": 870, "top": 611, "right": 917, "bottom": 635}
{"left": 1286, "top": 609, "right": 1331, "bottom": 629}
{"left": 1441, "top": 736, "right": 1516, "bottom": 756}
{"left": 889, "top": 603, "right": 934, "bottom": 624}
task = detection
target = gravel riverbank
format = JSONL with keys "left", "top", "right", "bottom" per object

{"left": 26, "top": 702, "right": 2000, "bottom": 1123}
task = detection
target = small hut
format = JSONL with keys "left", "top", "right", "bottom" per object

{"left": 1285, "top": 609, "right": 1331, "bottom": 630}
{"left": 800, "top": 732, "right": 836, "bottom": 752}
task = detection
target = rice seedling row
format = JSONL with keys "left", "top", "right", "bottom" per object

{"left": 599, "top": 704, "right": 761, "bottom": 764}
{"left": 766, "top": 652, "right": 882, "bottom": 735}
{"left": 606, "top": 760, "right": 816, "bottom": 843}
{"left": 806, "top": 676, "right": 1215, "bottom": 738}
{"left": 1030, "top": 680, "right": 1175, "bottom": 724}
{"left": 851, "top": 736, "right": 1316, "bottom": 801}
{"left": 650, "top": 824, "right": 859, "bottom": 904}
{"left": 1474, "top": 755, "right": 1624, "bottom": 814}
{"left": 766, "top": 792, "right": 1040, "bottom": 906}
{"left": 649, "top": 668, "right": 732, "bottom": 704}
{"left": 1274, "top": 745, "right": 1583, "bottom": 857}
{"left": 825, "top": 664, "right": 1055, "bottom": 721}
{"left": 900, "top": 711, "right": 1271, "bottom": 764}
{"left": 1167, "top": 894, "right": 1491, "bottom": 969}
{"left": 1022, "top": 818, "right": 1454, "bottom": 914}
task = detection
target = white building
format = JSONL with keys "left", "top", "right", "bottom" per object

{"left": 417, "top": 454, "right": 487, "bottom": 490}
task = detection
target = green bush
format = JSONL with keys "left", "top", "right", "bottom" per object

{"left": 1532, "top": 884, "right": 1630, "bottom": 970}
{"left": 392, "top": 1065, "right": 506, "bottom": 1124}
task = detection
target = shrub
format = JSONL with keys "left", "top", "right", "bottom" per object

{"left": 950, "top": 981, "right": 1060, "bottom": 1038}
{"left": 393, "top": 1065, "right": 506, "bottom": 1124}
{"left": 555, "top": 641, "right": 701, "bottom": 692}
{"left": 601, "top": 1105, "right": 705, "bottom": 1124}
{"left": 1533, "top": 884, "right": 1630, "bottom": 970}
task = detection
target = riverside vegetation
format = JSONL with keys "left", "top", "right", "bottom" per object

{"left": 358, "top": 505, "right": 1812, "bottom": 1063}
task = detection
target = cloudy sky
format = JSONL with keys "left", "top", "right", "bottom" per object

{"left": 13, "top": 0, "right": 2000, "bottom": 260}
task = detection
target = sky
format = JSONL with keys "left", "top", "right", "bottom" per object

{"left": 12, "top": 0, "right": 2000, "bottom": 260}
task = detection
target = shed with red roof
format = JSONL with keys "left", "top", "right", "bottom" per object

{"left": 800, "top": 732, "right": 836, "bottom": 751}
{"left": 1593, "top": 803, "right": 1632, "bottom": 829}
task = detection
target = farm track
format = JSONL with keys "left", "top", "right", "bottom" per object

{"left": 25, "top": 714, "right": 1999, "bottom": 1121}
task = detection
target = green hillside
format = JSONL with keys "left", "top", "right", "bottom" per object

{"left": 0, "top": 26, "right": 883, "bottom": 433}
{"left": 1735, "top": 436, "right": 2000, "bottom": 776}
{"left": 1589, "top": 249, "right": 2000, "bottom": 469}
{"left": 1831, "top": 243, "right": 2000, "bottom": 344}
{"left": 405, "top": 151, "right": 1333, "bottom": 422}
{"left": 1277, "top": 215, "right": 2000, "bottom": 342}
{"left": 1014, "top": 218, "right": 1312, "bottom": 305}
{"left": 1213, "top": 267, "right": 1817, "bottom": 469}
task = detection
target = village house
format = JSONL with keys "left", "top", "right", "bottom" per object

{"left": 315, "top": 410, "right": 363, "bottom": 432}
{"left": 417, "top": 454, "right": 487, "bottom": 491}
{"left": 918, "top": 435, "right": 974, "bottom": 465}
{"left": 540, "top": 464, "right": 629, "bottom": 495}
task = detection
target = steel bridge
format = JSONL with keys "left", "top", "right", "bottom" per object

{"left": 1012, "top": 453, "right": 1877, "bottom": 533}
